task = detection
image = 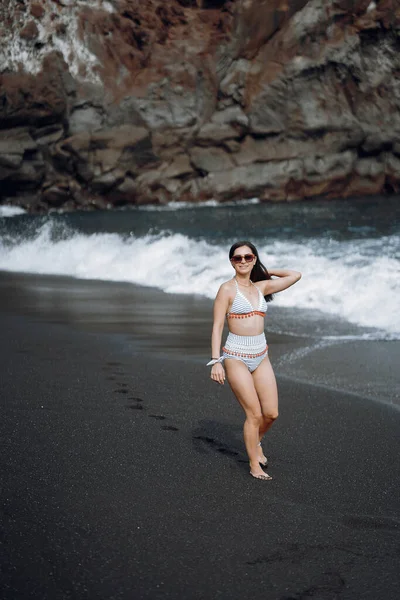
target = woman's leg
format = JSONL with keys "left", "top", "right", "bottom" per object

{"left": 224, "top": 358, "right": 270, "bottom": 478}
{"left": 251, "top": 356, "right": 279, "bottom": 453}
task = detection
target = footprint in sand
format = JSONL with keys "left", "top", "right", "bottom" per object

{"left": 342, "top": 515, "right": 400, "bottom": 531}
{"left": 195, "top": 435, "right": 215, "bottom": 444}
{"left": 125, "top": 397, "right": 145, "bottom": 410}
{"left": 119, "top": 394, "right": 178, "bottom": 431}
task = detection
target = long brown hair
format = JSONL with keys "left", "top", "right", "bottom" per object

{"left": 229, "top": 241, "right": 274, "bottom": 302}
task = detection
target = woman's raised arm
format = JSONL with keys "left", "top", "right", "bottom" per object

{"left": 258, "top": 269, "right": 302, "bottom": 296}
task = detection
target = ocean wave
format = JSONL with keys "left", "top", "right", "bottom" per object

{"left": 0, "top": 206, "right": 27, "bottom": 217}
{"left": 0, "top": 220, "right": 399, "bottom": 337}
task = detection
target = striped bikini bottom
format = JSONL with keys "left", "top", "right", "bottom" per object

{"left": 222, "top": 332, "right": 268, "bottom": 373}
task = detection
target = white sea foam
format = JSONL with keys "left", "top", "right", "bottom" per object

{"left": 0, "top": 206, "right": 26, "bottom": 217}
{"left": 135, "top": 198, "right": 261, "bottom": 211}
{"left": 0, "top": 220, "right": 399, "bottom": 337}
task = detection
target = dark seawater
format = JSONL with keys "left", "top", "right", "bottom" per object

{"left": 2, "top": 194, "right": 398, "bottom": 241}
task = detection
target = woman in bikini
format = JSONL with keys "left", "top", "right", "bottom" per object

{"left": 208, "top": 241, "right": 301, "bottom": 481}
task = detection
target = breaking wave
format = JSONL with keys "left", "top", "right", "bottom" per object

{"left": 0, "top": 219, "right": 399, "bottom": 337}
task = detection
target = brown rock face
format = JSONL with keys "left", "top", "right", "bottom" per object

{"left": 30, "top": 3, "right": 46, "bottom": 19}
{"left": 19, "top": 20, "right": 39, "bottom": 40}
{"left": 1, "top": 0, "right": 400, "bottom": 211}
{"left": 233, "top": 0, "right": 309, "bottom": 59}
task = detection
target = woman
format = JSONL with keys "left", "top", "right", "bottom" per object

{"left": 208, "top": 241, "right": 301, "bottom": 481}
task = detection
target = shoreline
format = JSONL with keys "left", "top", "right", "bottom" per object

{"left": 1, "top": 269, "right": 399, "bottom": 407}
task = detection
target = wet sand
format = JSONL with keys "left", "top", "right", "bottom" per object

{"left": 1, "top": 271, "right": 400, "bottom": 599}
{"left": 1, "top": 271, "right": 398, "bottom": 405}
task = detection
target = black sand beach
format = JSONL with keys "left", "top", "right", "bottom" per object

{"left": 2, "top": 272, "right": 400, "bottom": 600}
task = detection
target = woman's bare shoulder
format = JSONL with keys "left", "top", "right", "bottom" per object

{"left": 216, "top": 279, "right": 235, "bottom": 298}
{"left": 220, "top": 278, "right": 236, "bottom": 291}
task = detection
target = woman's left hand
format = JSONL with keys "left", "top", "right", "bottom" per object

{"left": 211, "top": 363, "right": 225, "bottom": 385}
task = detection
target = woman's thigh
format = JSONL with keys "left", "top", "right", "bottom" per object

{"left": 251, "top": 357, "right": 278, "bottom": 418}
{"left": 224, "top": 358, "right": 262, "bottom": 417}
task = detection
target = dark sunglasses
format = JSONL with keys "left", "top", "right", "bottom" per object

{"left": 230, "top": 253, "right": 255, "bottom": 264}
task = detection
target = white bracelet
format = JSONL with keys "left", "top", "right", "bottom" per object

{"left": 206, "top": 357, "right": 223, "bottom": 366}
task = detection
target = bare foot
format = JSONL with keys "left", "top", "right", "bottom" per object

{"left": 250, "top": 469, "right": 272, "bottom": 481}
{"left": 250, "top": 462, "right": 272, "bottom": 480}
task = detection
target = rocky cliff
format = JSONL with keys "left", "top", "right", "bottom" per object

{"left": 0, "top": 0, "right": 399, "bottom": 211}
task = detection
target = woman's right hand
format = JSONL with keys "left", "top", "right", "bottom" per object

{"left": 211, "top": 363, "right": 225, "bottom": 385}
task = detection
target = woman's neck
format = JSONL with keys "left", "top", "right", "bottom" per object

{"left": 235, "top": 275, "right": 251, "bottom": 287}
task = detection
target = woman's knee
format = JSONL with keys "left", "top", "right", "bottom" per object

{"left": 246, "top": 412, "right": 264, "bottom": 427}
{"left": 263, "top": 411, "right": 278, "bottom": 424}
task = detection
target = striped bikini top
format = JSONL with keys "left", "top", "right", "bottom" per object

{"left": 227, "top": 279, "right": 268, "bottom": 319}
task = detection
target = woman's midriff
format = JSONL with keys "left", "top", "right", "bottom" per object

{"left": 227, "top": 314, "right": 265, "bottom": 337}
